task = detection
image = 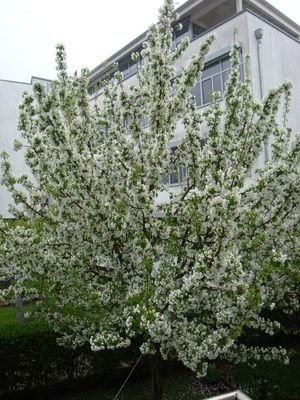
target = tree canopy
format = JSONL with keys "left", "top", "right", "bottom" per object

{"left": 1, "top": 0, "right": 299, "bottom": 379}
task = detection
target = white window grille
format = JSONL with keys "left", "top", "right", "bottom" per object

{"left": 203, "top": 390, "right": 252, "bottom": 400}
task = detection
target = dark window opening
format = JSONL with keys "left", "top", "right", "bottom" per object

{"left": 200, "top": 137, "right": 208, "bottom": 149}
{"left": 193, "top": 23, "right": 206, "bottom": 38}
{"left": 174, "top": 17, "right": 190, "bottom": 39}
{"left": 117, "top": 45, "right": 143, "bottom": 79}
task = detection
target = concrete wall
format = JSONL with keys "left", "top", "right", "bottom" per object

{"left": 245, "top": 12, "right": 300, "bottom": 172}
{"left": 247, "top": 12, "right": 300, "bottom": 135}
{"left": 0, "top": 80, "right": 32, "bottom": 218}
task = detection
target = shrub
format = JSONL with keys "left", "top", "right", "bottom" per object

{"left": 0, "top": 321, "right": 141, "bottom": 398}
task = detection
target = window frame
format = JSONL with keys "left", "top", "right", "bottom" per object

{"left": 191, "top": 53, "right": 232, "bottom": 108}
{"left": 191, "top": 49, "right": 244, "bottom": 108}
{"left": 163, "top": 146, "right": 188, "bottom": 187}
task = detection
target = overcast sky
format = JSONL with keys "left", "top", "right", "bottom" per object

{"left": 0, "top": 0, "right": 300, "bottom": 83}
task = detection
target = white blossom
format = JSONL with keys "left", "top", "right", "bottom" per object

{"left": 0, "top": 0, "right": 299, "bottom": 376}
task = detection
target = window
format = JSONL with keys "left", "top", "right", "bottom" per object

{"left": 142, "top": 115, "right": 149, "bottom": 128}
{"left": 123, "top": 114, "right": 149, "bottom": 135}
{"left": 163, "top": 139, "right": 208, "bottom": 186}
{"left": 200, "top": 137, "right": 208, "bottom": 149}
{"left": 171, "top": 17, "right": 192, "bottom": 50}
{"left": 191, "top": 52, "right": 244, "bottom": 107}
{"left": 163, "top": 147, "right": 187, "bottom": 186}
{"left": 173, "top": 17, "right": 190, "bottom": 39}
{"left": 88, "top": 72, "right": 115, "bottom": 96}
{"left": 191, "top": 55, "right": 232, "bottom": 107}
{"left": 163, "top": 165, "right": 187, "bottom": 185}
{"left": 118, "top": 45, "right": 143, "bottom": 80}
{"left": 123, "top": 118, "right": 130, "bottom": 134}
{"left": 193, "top": 23, "right": 205, "bottom": 38}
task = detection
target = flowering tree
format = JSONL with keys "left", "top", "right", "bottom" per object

{"left": 1, "top": 0, "right": 300, "bottom": 398}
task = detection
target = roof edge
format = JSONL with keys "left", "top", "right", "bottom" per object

{"left": 88, "top": 0, "right": 300, "bottom": 82}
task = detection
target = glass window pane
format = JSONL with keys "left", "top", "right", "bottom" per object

{"left": 119, "top": 59, "right": 129, "bottom": 72}
{"left": 239, "top": 65, "right": 244, "bottom": 81}
{"left": 191, "top": 82, "right": 201, "bottom": 106}
{"left": 180, "top": 166, "right": 188, "bottom": 182}
{"left": 200, "top": 137, "right": 208, "bottom": 149}
{"left": 193, "top": 24, "right": 205, "bottom": 38}
{"left": 162, "top": 175, "right": 169, "bottom": 185}
{"left": 175, "top": 20, "right": 189, "bottom": 38}
{"left": 170, "top": 171, "right": 179, "bottom": 184}
{"left": 202, "top": 62, "right": 220, "bottom": 79}
{"left": 221, "top": 57, "right": 230, "bottom": 71}
{"left": 213, "top": 74, "right": 222, "bottom": 93}
{"left": 202, "top": 79, "right": 212, "bottom": 104}
{"left": 222, "top": 70, "right": 231, "bottom": 92}
{"left": 142, "top": 116, "right": 148, "bottom": 128}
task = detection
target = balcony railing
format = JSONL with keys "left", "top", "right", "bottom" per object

{"left": 204, "top": 391, "right": 252, "bottom": 400}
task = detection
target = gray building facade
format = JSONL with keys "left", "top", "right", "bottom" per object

{"left": 1, "top": 0, "right": 300, "bottom": 213}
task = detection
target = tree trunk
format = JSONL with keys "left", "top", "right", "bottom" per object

{"left": 151, "top": 350, "right": 162, "bottom": 400}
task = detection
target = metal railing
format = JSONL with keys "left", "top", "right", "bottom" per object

{"left": 203, "top": 390, "right": 252, "bottom": 400}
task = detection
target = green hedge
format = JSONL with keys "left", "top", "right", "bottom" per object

{"left": 232, "top": 353, "right": 300, "bottom": 400}
{"left": 2, "top": 308, "right": 299, "bottom": 399}
{"left": 0, "top": 321, "right": 141, "bottom": 398}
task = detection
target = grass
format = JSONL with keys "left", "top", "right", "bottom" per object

{"left": 0, "top": 303, "right": 49, "bottom": 340}
{"left": 0, "top": 305, "right": 18, "bottom": 324}
{"left": 0, "top": 304, "right": 36, "bottom": 325}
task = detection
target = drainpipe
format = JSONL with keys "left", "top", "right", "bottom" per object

{"left": 255, "top": 28, "right": 269, "bottom": 162}
{"left": 255, "top": 28, "right": 264, "bottom": 99}
{"left": 236, "top": 0, "right": 243, "bottom": 13}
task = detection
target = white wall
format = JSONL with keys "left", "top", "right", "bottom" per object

{"left": 247, "top": 12, "right": 300, "bottom": 135}
{"left": 246, "top": 12, "right": 300, "bottom": 172}
{"left": 0, "top": 80, "right": 32, "bottom": 218}
{"left": 158, "top": 12, "right": 252, "bottom": 203}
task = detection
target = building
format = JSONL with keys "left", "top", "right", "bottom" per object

{"left": 0, "top": 77, "right": 51, "bottom": 218}
{"left": 87, "top": 0, "right": 300, "bottom": 203}
{"left": 1, "top": 0, "right": 300, "bottom": 214}
{"left": 89, "top": 0, "right": 300, "bottom": 111}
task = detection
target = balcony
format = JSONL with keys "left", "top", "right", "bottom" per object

{"left": 185, "top": 0, "right": 238, "bottom": 33}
